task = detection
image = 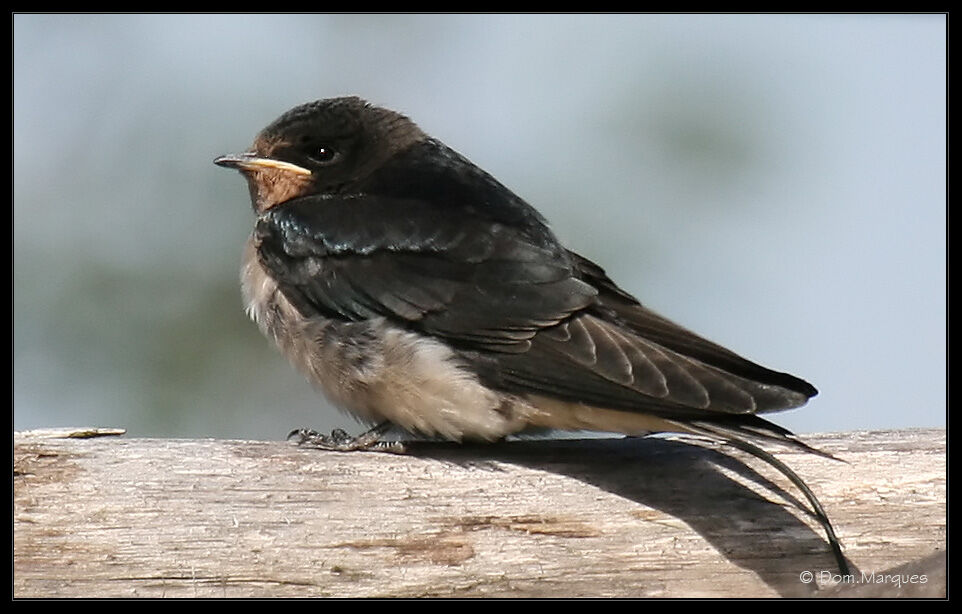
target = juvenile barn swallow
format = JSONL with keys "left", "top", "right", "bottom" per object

{"left": 215, "top": 97, "right": 847, "bottom": 574}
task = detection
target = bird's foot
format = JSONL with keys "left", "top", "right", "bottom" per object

{"left": 287, "top": 422, "right": 405, "bottom": 453}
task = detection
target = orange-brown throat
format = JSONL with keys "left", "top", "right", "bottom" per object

{"left": 214, "top": 151, "right": 315, "bottom": 213}
{"left": 243, "top": 166, "right": 314, "bottom": 214}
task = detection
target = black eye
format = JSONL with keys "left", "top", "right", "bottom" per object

{"left": 307, "top": 145, "right": 340, "bottom": 165}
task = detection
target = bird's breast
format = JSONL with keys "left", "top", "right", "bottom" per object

{"left": 240, "top": 237, "right": 535, "bottom": 441}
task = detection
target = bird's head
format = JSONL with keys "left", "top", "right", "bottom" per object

{"left": 214, "top": 96, "right": 426, "bottom": 213}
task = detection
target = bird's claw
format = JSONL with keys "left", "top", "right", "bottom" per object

{"left": 287, "top": 423, "right": 405, "bottom": 453}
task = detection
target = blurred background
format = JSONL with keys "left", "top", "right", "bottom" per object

{"left": 14, "top": 14, "right": 945, "bottom": 439}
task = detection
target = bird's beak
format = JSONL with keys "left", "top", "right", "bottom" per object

{"left": 213, "top": 153, "right": 312, "bottom": 176}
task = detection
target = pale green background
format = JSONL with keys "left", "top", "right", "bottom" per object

{"left": 14, "top": 14, "right": 946, "bottom": 439}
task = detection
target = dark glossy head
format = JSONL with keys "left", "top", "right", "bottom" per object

{"left": 215, "top": 97, "right": 426, "bottom": 213}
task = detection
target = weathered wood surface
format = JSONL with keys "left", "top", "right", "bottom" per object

{"left": 14, "top": 428, "right": 945, "bottom": 598}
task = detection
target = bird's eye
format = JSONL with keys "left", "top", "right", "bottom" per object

{"left": 307, "top": 146, "right": 340, "bottom": 165}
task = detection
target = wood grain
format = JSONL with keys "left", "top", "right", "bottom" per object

{"left": 14, "top": 428, "right": 945, "bottom": 598}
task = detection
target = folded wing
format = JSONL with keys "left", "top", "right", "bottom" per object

{"left": 256, "top": 194, "right": 817, "bottom": 423}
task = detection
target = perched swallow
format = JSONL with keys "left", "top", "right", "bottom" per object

{"left": 215, "top": 96, "right": 847, "bottom": 574}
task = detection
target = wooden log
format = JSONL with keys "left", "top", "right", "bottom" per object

{"left": 13, "top": 428, "right": 945, "bottom": 598}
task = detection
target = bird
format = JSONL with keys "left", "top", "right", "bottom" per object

{"left": 214, "top": 96, "right": 847, "bottom": 575}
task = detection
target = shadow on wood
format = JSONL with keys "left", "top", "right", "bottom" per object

{"left": 407, "top": 436, "right": 845, "bottom": 597}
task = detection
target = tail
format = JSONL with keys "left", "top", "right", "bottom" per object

{"left": 668, "top": 416, "right": 850, "bottom": 576}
